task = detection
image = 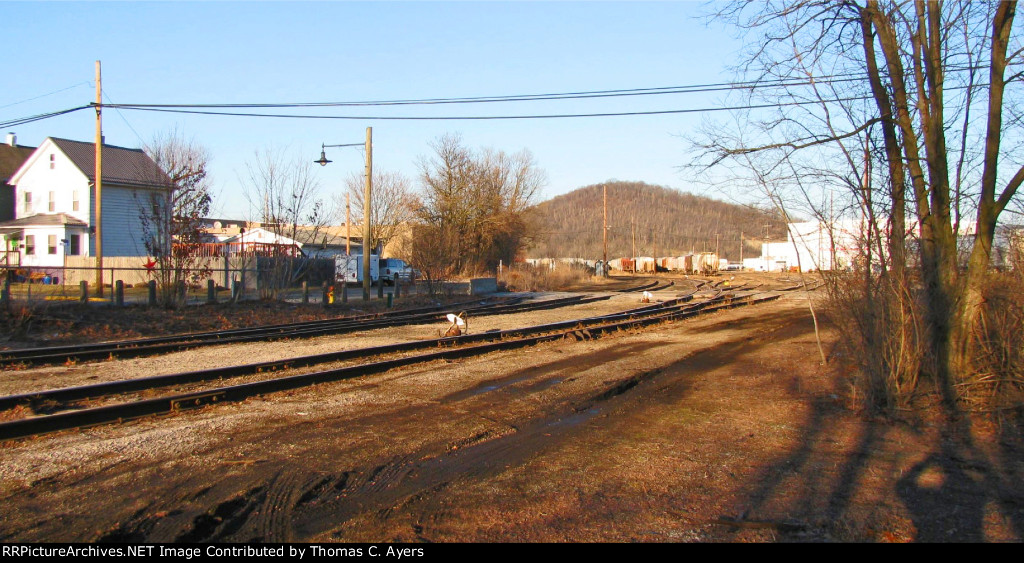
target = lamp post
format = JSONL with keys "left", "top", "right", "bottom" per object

{"left": 316, "top": 127, "right": 373, "bottom": 300}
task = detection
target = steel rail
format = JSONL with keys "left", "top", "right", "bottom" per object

{"left": 615, "top": 280, "right": 661, "bottom": 293}
{"left": 0, "top": 295, "right": 609, "bottom": 367}
{"left": 0, "top": 296, "right": 520, "bottom": 360}
{"left": 0, "top": 293, "right": 700, "bottom": 411}
{"left": 0, "top": 292, "right": 779, "bottom": 440}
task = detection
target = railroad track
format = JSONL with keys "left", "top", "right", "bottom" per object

{"left": 0, "top": 290, "right": 780, "bottom": 440}
{"left": 0, "top": 294, "right": 611, "bottom": 367}
{"left": 615, "top": 280, "right": 661, "bottom": 293}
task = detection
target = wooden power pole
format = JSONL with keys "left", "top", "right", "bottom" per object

{"left": 363, "top": 127, "right": 372, "bottom": 301}
{"left": 346, "top": 192, "right": 351, "bottom": 255}
{"left": 631, "top": 216, "right": 636, "bottom": 273}
{"left": 602, "top": 185, "right": 607, "bottom": 276}
{"left": 94, "top": 60, "right": 103, "bottom": 298}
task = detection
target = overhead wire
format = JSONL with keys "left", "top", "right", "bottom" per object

{"left": 95, "top": 63, "right": 998, "bottom": 109}
{"left": 0, "top": 105, "right": 91, "bottom": 129}
{"left": 0, "top": 81, "right": 92, "bottom": 110}
{"left": 100, "top": 95, "right": 877, "bottom": 121}
{"left": 0, "top": 62, "right": 1004, "bottom": 127}
{"left": 102, "top": 74, "right": 872, "bottom": 109}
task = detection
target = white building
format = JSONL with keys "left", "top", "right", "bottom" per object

{"left": 0, "top": 137, "right": 170, "bottom": 269}
{"left": 748, "top": 219, "right": 864, "bottom": 272}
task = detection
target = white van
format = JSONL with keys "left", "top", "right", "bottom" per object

{"left": 335, "top": 254, "right": 380, "bottom": 285}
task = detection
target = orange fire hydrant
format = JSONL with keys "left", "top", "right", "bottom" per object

{"left": 327, "top": 285, "right": 335, "bottom": 304}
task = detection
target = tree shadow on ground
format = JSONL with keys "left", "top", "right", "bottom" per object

{"left": 726, "top": 347, "right": 1024, "bottom": 542}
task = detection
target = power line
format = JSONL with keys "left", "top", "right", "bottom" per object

{"left": 99, "top": 95, "right": 875, "bottom": 121}
{"left": 0, "top": 81, "right": 91, "bottom": 110}
{"left": 0, "top": 63, "right": 999, "bottom": 128}
{"left": 102, "top": 75, "right": 870, "bottom": 109}
{"left": 93, "top": 63, "right": 997, "bottom": 110}
{"left": 102, "top": 90, "right": 146, "bottom": 145}
{"left": 0, "top": 105, "right": 91, "bottom": 129}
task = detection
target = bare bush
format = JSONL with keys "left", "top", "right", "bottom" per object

{"left": 498, "top": 263, "right": 590, "bottom": 293}
{"left": 825, "top": 271, "right": 923, "bottom": 411}
{"left": 967, "top": 267, "right": 1024, "bottom": 421}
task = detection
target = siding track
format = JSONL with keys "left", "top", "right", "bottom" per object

{"left": 0, "top": 291, "right": 779, "bottom": 440}
{"left": 0, "top": 295, "right": 609, "bottom": 367}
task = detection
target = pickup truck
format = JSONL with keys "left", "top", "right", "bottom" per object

{"left": 379, "top": 258, "right": 416, "bottom": 285}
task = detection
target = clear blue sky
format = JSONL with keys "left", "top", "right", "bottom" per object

{"left": 2, "top": 1, "right": 744, "bottom": 219}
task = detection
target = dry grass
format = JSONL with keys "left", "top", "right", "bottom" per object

{"left": 498, "top": 263, "right": 592, "bottom": 292}
{"left": 966, "top": 269, "right": 1024, "bottom": 422}
{"left": 823, "top": 271, "right": 923, "bottom": 412}
{"left": 824, "top": 264, "right": 1024, "bottom": 422}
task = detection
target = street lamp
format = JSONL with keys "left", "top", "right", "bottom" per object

{"left": 316, "top": 128, "right": 373, "bottom": 300}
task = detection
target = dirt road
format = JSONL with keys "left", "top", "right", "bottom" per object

{"left": 1, "top": 292, "right": 1021, "bottom": 542}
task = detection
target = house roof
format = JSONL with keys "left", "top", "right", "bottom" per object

{"left": 0, "top": 144, "right": 36, "bottom": 183}
{"left": 293, "top": 225, "right": 363, "bottom": 248}
{"left": 49, "top": 138, "right": 171, "bottom": 189}
{"left": 0, "top": 212, "right": 88, "bottom": 232}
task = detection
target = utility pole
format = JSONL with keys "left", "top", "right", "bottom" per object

{"left": 763, "top": 223, "right": 771, "bottom": 272}
{"left": 346, "top": 192, "right": 351, "bottom": 255}
{"left": 740, "top": 231, "right": 744, "bottom": 264}
{"left": 715, "top": 233, "right": 719, "bottom": 256}
{"left": 631, "top": 216, "right": 636, "bottom": 273}
{"left": 363, "top": 127, "right": 372, "bottom": 301}
{"left": 94, "top": 60, "right": 103, "bottom": 297}
{"left": 602, "top": 185, "right": 607, "bottom": 276}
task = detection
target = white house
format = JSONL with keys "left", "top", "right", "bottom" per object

{"left": 0, "top": 137, "right": 170, "bottom": 269}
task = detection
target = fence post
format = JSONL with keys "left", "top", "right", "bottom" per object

{"left": 115, "top": 280, "right": 124, "bottom": 306}
{"left": 386, "top": 292, "right": 393, "bottom": 309}
{"left": 207, "top": 279, "right": 216, "bottom": 304}
{"left": 231, "top": 278, "right": 240, "bottom": 303}
{"left": 394, "top": 278, "right": 401, "bottom": 299}
{"left": 80, "top": 280, "right": 88, "bottom": 304}
{"left": 148, "top": 280, "right": 157, "bottom": 306}
{"left": 321, "top": 281, "right": 329, "bottom": 308}
{"left": 1, "top": 275, "right": 9, "bottom": 308}
{"left": 302, "top": 281, "right": 309, "bottom": 304}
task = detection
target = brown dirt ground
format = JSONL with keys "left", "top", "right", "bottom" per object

{"left": 0, "top": 275, "right": 1022, "bottom": 543}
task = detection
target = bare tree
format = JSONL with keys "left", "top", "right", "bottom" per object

{"left": 242, "top": 148, "right": 326, "bottom": 299}
{"left": 403, "top": 223, "right": 460, "bottom": 297}
{"left": 416, "top": 134, "right": 545, "bottom": 274}
{"left": 340, "top": 169, "right": 416, "bottom": 256}
{"left": 695, "top": 1, "right": 1024, "bottom": 409}
{"left": 139, "top": 130, "right": 213, "bottom": 307}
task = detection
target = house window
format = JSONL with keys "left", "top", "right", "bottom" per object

{"left": 48, "top": 235, "right": 57, "bottom": 255}
{"left": 69, "top": 235, "right": 81, "bottom": 256}
{"left": 49, "top": 154, "right": 55, "bottom": 169}
{"left": 49, "top": 191, "right": 55, "bottom": 212}
{"left": 72, "top": 190, "right": 80, "bottom": 212}
{"left": 23, "top": 192, "right": 31, "bottom": 213}
{"left": 25, "top": 235, "right": 35, "bottom": 255}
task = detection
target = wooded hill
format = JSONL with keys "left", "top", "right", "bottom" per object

{"left": 527, "top": 181, "right": 788, "bottom": 262}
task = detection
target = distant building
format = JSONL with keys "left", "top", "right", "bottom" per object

{"left": 750, "top": 218, "right": 1010, "bottom": 272}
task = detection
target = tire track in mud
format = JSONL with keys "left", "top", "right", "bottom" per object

{"left": 88, "top": 354, "right": 665, "bottom": 542}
